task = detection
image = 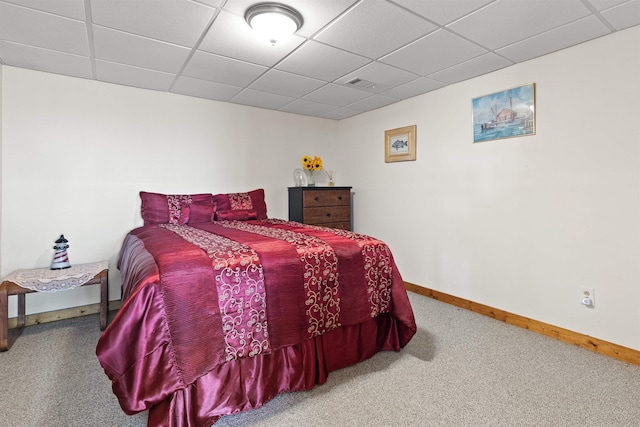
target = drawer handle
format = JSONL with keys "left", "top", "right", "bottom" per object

{"left": 337, "top": 196, "right": 342, "bottom": 200}
{"left": 326, "top": 213, "right": 331, "bottom": 217}
{"left": 314, "top": 197, "right": 319, "bottom": 201}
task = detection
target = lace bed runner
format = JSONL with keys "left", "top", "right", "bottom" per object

{"left": 3, "top": 261, "right": 108, "bottom": 292}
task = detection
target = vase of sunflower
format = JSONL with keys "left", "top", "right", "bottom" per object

{"left": 301, "top": 155, "right": 323, "bottom": 187}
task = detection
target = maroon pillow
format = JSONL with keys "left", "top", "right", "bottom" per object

{"left": 213, "top": 189, "right": 267, "bottom": 220}
{"left": 140, "top": 192, "right": 214, "bottom": 225}
{"left": 188, "top": 202, "right": 216, "bottom": 224}
{"left": 216, "top": 209, "right": 258, "bottom": 221}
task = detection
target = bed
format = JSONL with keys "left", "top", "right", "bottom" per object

{"left": 97, "top": 189, "right": 416, "bottom": 426}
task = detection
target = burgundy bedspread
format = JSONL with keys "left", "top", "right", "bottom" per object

{"left": 97, "top": 219, "right": 416, "bottom": 426}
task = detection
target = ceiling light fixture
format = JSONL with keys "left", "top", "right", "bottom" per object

{"left": 245, "top": 3, "right": 303, "bottom": 46}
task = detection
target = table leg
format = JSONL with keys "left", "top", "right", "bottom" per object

{"left": 99, "top": 269, "right": 108, "bottom": 330}
{"left": 0, "top": 282, "right": 26, "bottom": 352}
{"left": 0, "top": 282, "right": 8, "bottom": 351}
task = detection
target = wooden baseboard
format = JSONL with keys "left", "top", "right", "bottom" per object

{"left": 405, "top": 282, "right": 640, "bottom": 366}
{"left": 7, "top": 300, "right": 122, "bottom": 329}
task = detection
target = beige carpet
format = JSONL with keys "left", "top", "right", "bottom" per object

{"left": 1, "top": 292, "right": 638, "bottom": 426}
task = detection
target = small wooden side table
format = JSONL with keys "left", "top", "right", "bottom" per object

{"left": 0, "top": 261, "right": 109, "bottom": 351}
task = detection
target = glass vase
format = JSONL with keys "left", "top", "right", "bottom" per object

{"left": 306, "top": 170, "right": 315, "bottom": 187}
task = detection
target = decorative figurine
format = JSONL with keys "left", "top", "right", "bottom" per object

{"left": 51, "top": 234, "right": 71, "bottom": 270}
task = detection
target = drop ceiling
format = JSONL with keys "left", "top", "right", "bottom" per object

{"left": 0, "top": 0, "right": 638, "bottom": 120}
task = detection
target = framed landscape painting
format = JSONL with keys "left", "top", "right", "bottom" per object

{"left": 472, "top": 83, "right": 535, "bottom": 143}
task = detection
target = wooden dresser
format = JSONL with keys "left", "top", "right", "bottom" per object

{"left": 288, "top": 186, "right": 352, "bottom": 230}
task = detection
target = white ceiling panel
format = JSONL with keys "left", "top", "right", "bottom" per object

{"left": 95, "top": 59, "right": 175, "bottom": 91}
{"left": 231, "top": 88, "right": 295, "bottom": 109}
{"left": 278, "top": 99, "right": 339, "bottom": 116}
{"left": 0, "top": 40, "right": 93, "bottom": 79}
{"left": 172, "top": 75, "right": 243, "bottom": 102}
{"left": 93, "top": 26, "right": 191, "bottom": 74}
{"left": 381, "top": 29, "right": 487, "bottom": 76}
{"left": 303, "top": 83, "right": 371, "bottom": 106}
{"left": 276, "top": 41, "right": 370, "bottom": 82}
{"left": 2, "top": 0, "right": 86, "bottom": 20}
{"left": 391, "top": 0, "right": 495, "bottom": 25}
{"left": 346, "top": 94, "right": 399, "bottom": 111}
{"left": 0, "top": 0, "right": 638, "bottom": 120}
{"left": 380, "top": 77, "right": 447, "bottom": 99}
{"left": 600, "top": 0, "right": 640, "bottom": 30}
{"left": 429, "top": 53, "right": 513, "bottom": 84}
{"left": 182, "top": 50, "right": 267, "bottom": 86}
{"left": 315, "top": 0, "right": 438, "bottom": 59}
{"left": 496, "top": 16, "right": 611, "bottom": 63}
{"left": 0, "top": 2, "right": 89, "bottom": 56}
{"left": 249, "top": 69, "right": 326, "bottom": 98}
{"left": 448, "top": 0, "right": 592, "bottom": 49}
{"left": 89, "top": 0, "right": 216, "bottom": 47}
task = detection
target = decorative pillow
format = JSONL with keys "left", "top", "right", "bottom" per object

{"left": 140, "top": 192, "right": 215, "bottom": 225}
{"left": 213, "top": 189, "right": 267, "bottom": 220}
{"left": 216, "top": 209, "right": 258, "bottom": 221}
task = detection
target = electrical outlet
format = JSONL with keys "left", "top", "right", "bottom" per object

{"left": 580, "top": 287, "right": 595, "bottom": 307}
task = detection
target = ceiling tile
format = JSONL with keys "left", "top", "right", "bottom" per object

{"left": 0, "top": 40, "right": 93, "bottom": 79}
{"left": 2, "top": 0, "right": 86, "bottom": 20}
{"left": 231, "top": 88, "right": 295, "bottom": 109}
{"left": 320, "top": 107, "right": 363, "bottom": 120}
{"left": 588, "top": 0, "right": 631, "bottom": 10}
{"left": 90, "top": 0, "right": 216, "bottom": 47}
{"left": 171, "top": 75, "right": 242, "bottom": 101}
{"left": 93, "top": 26, "right": 191, "bottom": 74}
{"left": 95, "top": 59, "right": 175, "bottom": 91}
{"left": 0, "top": 2, "right": 89, "bottom": 56}
{"left": 346, "top": 94, "right": 398, "bottom": 111}
{"left": 336, "top": 61, "right": 420, "bottom": 94}
{"left": 600, "top": 0, "right": 640, "bottom": 30}
{"left": 380, "top": 77, "right": 447, "bottom": 99}
{"left": 448, "top": 0, "right": 592, "bottom": 49}
{"left": 198, "top": 10, "right": 305, "bottom": 67}
{"left": 496, "top": 16, "right": 611, "bottom": 63}
{"left": 276, "top": 40, "right": 370, "bottom": 82}
{"left": 249, "top": 69, "right": 326, "bottom": 98}
{"left": 303, "top": 83, "right": 371, "bottom": 106}
{"left": 392, "top": 0, "right": 495, "bottom": 25}
{"left": 278, "top": 99, "right": 338, "bottom": 116}
{"left": 314, "top": 0, "right": 438, "bottom": 59}
{"left": 429, "top": 53, "right": 513, "bottom": 84}
{"left": 182, "top": 50, "right": 267, "bottom": 86}
{"left": 381, "top": 29, "right": 487, "bottom": 76}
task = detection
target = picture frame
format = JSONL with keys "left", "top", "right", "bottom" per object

{"left": 472, "top": 83, "right": 535, "bottom": 143}
{"left": 385, "top": 125, "right": 416, "bottom": 162}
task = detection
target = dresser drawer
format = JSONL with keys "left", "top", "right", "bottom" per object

{"left": 303, "top": 189, "right": 350, "bottom": 207}
{"left": 303, "top": 206, "right": 351, "bottom": 225}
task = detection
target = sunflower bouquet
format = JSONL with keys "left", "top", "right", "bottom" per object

{"left": 301, "top": 155, "right": 323, "bottom": 186}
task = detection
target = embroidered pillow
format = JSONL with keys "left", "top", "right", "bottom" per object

{"left": 213, "top": 189, "right": 267, "bottom": 220}
{"left": 140, "top": 192, "right": 215, "bottom": 225}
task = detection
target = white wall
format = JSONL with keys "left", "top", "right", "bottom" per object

{"left": 1, "top": 26, "right": 638, "bottom": 351}
{"left": 0, "top": 67, "right": 338, "bottom": 315}
{"left": 338, "top": 26, "right": 640, "bottom": 350}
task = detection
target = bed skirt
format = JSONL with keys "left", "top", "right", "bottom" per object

{"left": 148, "top": 313, "right": 404, "bottom": 426}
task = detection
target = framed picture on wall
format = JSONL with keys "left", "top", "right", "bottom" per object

{"left": 472, "top": 83, "right": 536, "bottom": 143}
{"left": 385, "top": 125, "right": 416, "bottom": 162}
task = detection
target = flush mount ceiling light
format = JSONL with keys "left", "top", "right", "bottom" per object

{"left": 245, "top": 3, "right": 303, "bottom": 46}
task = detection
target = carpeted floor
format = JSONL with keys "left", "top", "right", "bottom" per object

{"left": 1, "top": 292, "right": 639, "bottom": 426}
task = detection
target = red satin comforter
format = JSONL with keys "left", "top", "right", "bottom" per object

{"left": 97, "top": 219, "right": 416, "bottom": 426}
